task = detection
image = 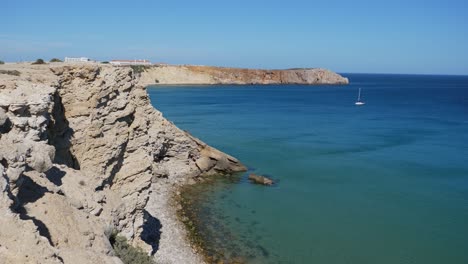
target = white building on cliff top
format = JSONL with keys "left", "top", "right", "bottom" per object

{"left": 64, "top": 57, "right": 91, "bottom": 62}
{"left": 110, "top": 59, "right": 152, "bottom": 66}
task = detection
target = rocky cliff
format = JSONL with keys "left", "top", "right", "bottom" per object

{"left": 138, "top": 65, "right": 349, "bottom": 86}
{"left": 0, "top": 63, "right": 246, "bottom": 264}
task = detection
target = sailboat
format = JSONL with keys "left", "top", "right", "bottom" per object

{"left": 355, "top": 88, "right": 365, "bottom": 106}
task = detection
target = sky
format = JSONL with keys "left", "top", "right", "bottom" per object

{"left": 1, "top": 0, "right": 467, "bottom": 75}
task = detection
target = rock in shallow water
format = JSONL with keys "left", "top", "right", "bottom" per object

{"left": 248, "top": 173, "right": 274, "bottom": 186}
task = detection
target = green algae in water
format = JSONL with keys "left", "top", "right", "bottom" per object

{"left": 179, "top": 173, "right": 272, "bottom": 264}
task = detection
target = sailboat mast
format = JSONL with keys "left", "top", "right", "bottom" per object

{"left": 355, "top": 88, "right": 365, "bottom": 105}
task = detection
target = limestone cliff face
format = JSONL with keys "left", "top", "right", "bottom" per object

{"left": 138, "top": 65, "right": 349, "bottom": 86}
{"left": 0, "top": 64, "right": 246, "bottom": 264}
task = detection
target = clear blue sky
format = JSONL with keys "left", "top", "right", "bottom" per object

{"left": 2, "top": 0, "right": 467, "bottom": 74}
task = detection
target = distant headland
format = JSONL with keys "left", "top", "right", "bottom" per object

{"left": 137, "top": 65, "right": 349, "bottom": 86}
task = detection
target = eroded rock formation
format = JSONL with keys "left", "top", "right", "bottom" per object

{"left": 0, "top": 63, "right": 246, "bottom": 264}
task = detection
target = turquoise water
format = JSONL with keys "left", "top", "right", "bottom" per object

{"left": 148, "top": 74, "right": 468, "bottom": 264}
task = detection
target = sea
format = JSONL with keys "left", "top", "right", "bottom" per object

{"left": 147, "top": 74, "right": 468, "bottom": 264}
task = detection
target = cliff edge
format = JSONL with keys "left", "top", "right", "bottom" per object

{"left": 138, "top": 65, "right": 349, "bottom": 86}
{"left": 0, "top": 63, "right": 246, "bottom": 264}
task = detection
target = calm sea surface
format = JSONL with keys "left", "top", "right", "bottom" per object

{"left": 148, "top": 74, "right": 468, "bottom": 264}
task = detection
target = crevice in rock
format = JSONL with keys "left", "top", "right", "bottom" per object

{"left": 17, "top": 209, "right": 54, "bottom": 246}
{"left": 96, "top": 94, "right": 111, "bottom": 109}
{"left": 96, "top": 139, "right": 129, "bottom": 190}
{"left": 15, "top": 175, "right": 50, "bottom": 208}
{"left": 0, "top": 117, "right": 12, "bottom": 134}
{"left": 227, "top": 157, "right": 239, "bottom": 164}
{"left": 53, "top": 253, "right": 64, "bottom": 263}
{"left": 0, "top": 158, "right": 8, "bottom": 170}
{"left": 116, "top": 111, "right": 135, "bottom": 126}
{"left": 47, "top": 91, "right": 80, "bottom": 169}
{"left": 96, "top": 89, "right": 121, "bottom": 110}
{"left": 0, "top": 158, "right": 16, "bottom": 204}
{"left": 194, "top": 161, "right": 204, "bottom": 173}
{"left": 45, "top": 167, "right": 66, "bottom": 186}
{"left": 154, "top": 141, "right": 170, "bottom": 162}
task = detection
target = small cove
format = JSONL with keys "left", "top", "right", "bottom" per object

{"left": 148, "top": 74, "right": 468, "bottom": 263}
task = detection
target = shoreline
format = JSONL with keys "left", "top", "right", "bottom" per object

{"left": 173, "top": 178, "right": 221, "bottom": 264}
{"left": 146, "top": 180, "right": 205, "bottom": 264}
{"left": 173, "top": 174, "right": 249, "bottom": 264}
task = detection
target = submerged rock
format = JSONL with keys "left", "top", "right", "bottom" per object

{"left": 248, "top": 173, "right": 274, "bottom": 186}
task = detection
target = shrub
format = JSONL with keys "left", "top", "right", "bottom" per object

{"left": 0, "top": 60, "right": 4, "bottom": 65}
{"left": 109, "top": 232, "right": 155, "bottom": 264}
{"left": 32, "top": 59, "right": 45, "bottom": 65}
{"left": 0, "top": 70, "right": 21, "bottom": 76}
{"left": 50, "top": 58, "right": 62, "bottom": 62}
{"left": 130, "top": 65, "right": 151, "bottom": 75}
{"left": 101, "top": 61, "right": 110, "bottom": 64}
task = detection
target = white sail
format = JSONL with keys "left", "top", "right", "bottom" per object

{"left": 355, "top": 88, "right": 365, "bottom": 106}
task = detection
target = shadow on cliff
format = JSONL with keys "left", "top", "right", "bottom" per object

{"left": 141, "top": 210, "right": 162, "bottom": 255}
{"left": 45, "top": 166, "right": 66, "bottom": 186}
{"left": 47, "top": 91, "right": 80, "bottom": 169}
{"left": 13, "top": 175, "right": 54, "bottom": 246}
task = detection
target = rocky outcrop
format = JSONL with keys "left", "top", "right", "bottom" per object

{"left": 0, "top": 63, "right": 247, "bottom": 264}
{"left": 138, "top": 65, "right": 349, "bottom": 86}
